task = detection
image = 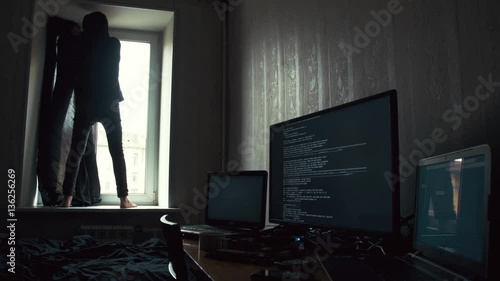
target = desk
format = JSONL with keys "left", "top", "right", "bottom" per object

{"left": 183, "top": 239, "right": 332, "bottom": 281}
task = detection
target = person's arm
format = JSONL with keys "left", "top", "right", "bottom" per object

{"left": 109, "top": 37, "right": 121, "bottom": 84}
{"left": 107, "top": 37, "right": 123, "bottom": 101}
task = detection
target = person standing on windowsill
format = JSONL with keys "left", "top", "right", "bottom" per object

{"left": 60, "top": 11, "right": 136, "bottom": 208}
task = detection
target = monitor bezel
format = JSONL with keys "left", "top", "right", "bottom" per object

{"left": 268, "top": 89, "right": 400, "bottom": 237}
{"left": 205, "top": 170, "right": 268, "bottom": 230}
{"left": 413, "top": 144, "right": 491, "bottom": 279}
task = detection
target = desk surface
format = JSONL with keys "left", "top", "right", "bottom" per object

{"left": 183, "top": 239, "right": 332, "bottom": 281}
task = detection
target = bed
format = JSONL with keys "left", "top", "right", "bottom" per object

{"left": 0, "top": 234, "right": 174, "bottom": 280}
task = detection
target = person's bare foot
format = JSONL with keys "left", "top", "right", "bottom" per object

{"left": 120, "top": 197, "right": 137, "bottom": 208}
{"left": 59, "top": 196, "right": 73, "bottom": 207}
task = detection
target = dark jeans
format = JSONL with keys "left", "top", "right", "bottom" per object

{"left": 63, "top": 105, "right": 128, "bottom": 198}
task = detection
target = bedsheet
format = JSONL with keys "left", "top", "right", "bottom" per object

{"left": 0, "top": 235, "right": 173, "bottom": 281}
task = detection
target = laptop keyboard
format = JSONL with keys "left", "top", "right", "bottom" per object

{"left": 322, "top": 256, "right": 436, "bottom": 281}
{"left": 182, "top": 224, "right": 242, "bottom": 234}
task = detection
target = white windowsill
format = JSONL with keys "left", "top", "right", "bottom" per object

{"left": 22, "top": 206, "right": 178, "bottom": 212}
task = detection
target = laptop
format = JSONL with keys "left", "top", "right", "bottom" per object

{"left": 181, "top": 170, "right": 268, "bottom": 239}
{"left": 160, "top": 215, "right": 214, "bottom": 281}
{"left": 320, "top": 144, "right": 491, "bottom": 281}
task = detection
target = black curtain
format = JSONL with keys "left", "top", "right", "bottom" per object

{"left": 37, "top": 17, "right": 101, "bottom": 206}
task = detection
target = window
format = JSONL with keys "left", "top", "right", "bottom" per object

{"left": 96, "top": 30, "right": 161, "bottom": 205}
{"left": 30, "top": 5, "right": 175, "bottom": 208}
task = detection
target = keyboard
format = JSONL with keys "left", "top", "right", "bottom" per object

{"left": 205, "top": 249, "right": 275, "bottom": 266}
{"left": 181, "top": 224, "right": 243, "bottom": 235}
{"left": 321, "top": 255, "right": 436, "bottom": 281}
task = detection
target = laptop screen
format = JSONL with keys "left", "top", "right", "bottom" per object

{"left": 415, "top": 145, "right": 490, "bottom": 278}
{"left": 206, "top": 171, "right": 268, "bottom": 229}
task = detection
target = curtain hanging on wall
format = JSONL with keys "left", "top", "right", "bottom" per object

{"left": 37, "top": 16, "right": 101, "bottom": 206}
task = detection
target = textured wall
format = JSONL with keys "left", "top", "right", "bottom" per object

{"left": 227, "top": 0, "right": 500, "bottom": 220}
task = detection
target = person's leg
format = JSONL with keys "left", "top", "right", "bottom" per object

{"left": 61, "top": 110, "right": 92, "bottom": 207}
{"left": 101, "top": 109, "right": 136, "bottom": 208}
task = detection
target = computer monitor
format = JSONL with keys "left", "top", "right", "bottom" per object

{"left": 206, "top": 170, "right": 268, "bottom": 230}
{"left": 414, "top": 145, "right": 490, "bottom": 279}
{"left": 269, "top": 90, "right": 399, "bottom": 235}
